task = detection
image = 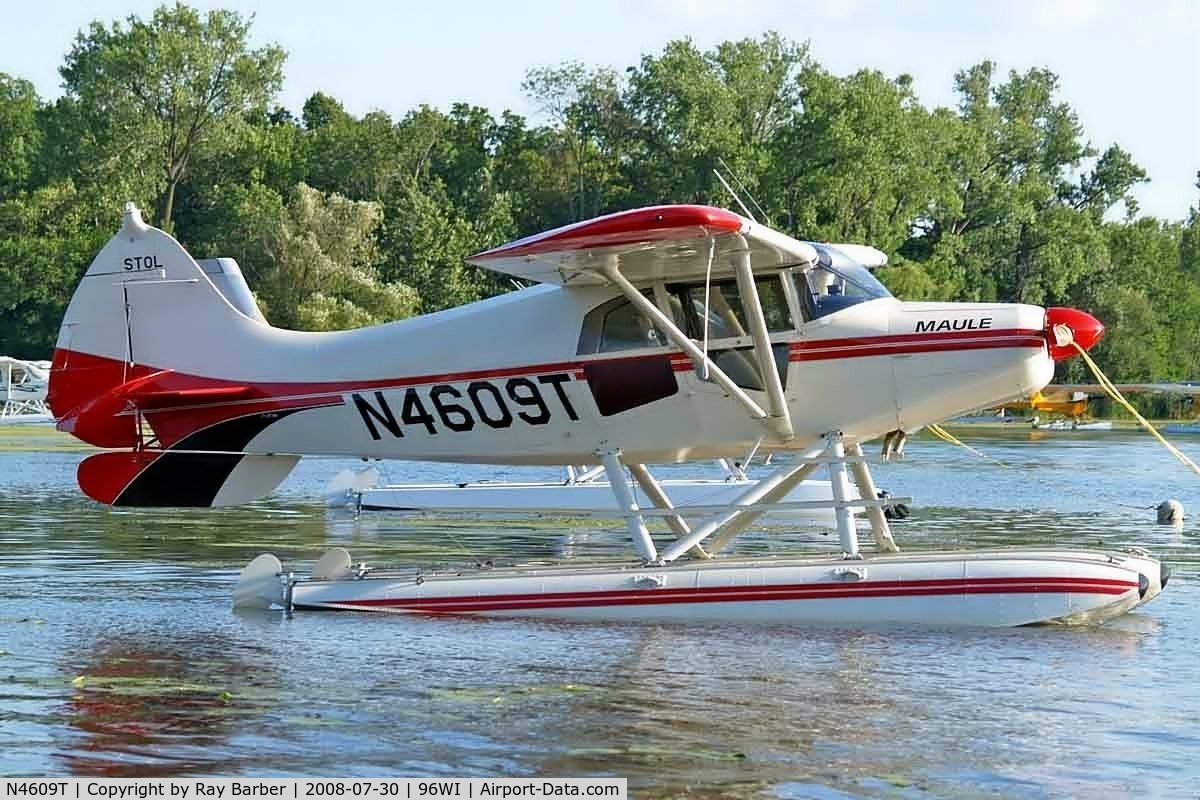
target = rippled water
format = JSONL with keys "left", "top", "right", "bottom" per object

{"left": 1, "top": 426, "right": 1198, "bottom": 797}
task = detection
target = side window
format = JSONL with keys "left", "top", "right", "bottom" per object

{"left": 600, "top": 299, "right": 663, "bottom": 352}
{"left": 757, "top": 276, "right": 793, "bottom": 332}
{"left": 682, "top": 282, "right": 748, "bottom": 340}
{"left": 675, "top": 276, "right": 795, "bottom": 339}
{"left": 576, "top": 275, "right": 796, "bottom": 356}
{"left": 578, "top": 290, "right": 673, "bottom": 355}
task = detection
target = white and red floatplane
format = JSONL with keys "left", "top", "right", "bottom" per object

{"left": 50, "top": 202, "right": 1168, "bottom": 626}
{"left": 1, "top": 356, "right": 54, "bottom": 425}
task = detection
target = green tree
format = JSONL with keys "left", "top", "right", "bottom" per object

{"left": 203, "top": 182, "right": 418, "bottom": 329}
{"left": 174, "top": 109, "right": 307, "bottom": 247}
{"left": 302, "top": 91, "right": 349, "bottom": 130}
{"left": 620, "top": 34, "right": 809, "bottom": 207}
{"left": 522, "top": 63, "right": 628, "bottom": 221}
{"left": 0, "top": 182, "right": 109, "bottom": 356}
{"left": 1179, "top": 172, "right": 1200, "bottom": 280}
{"left": 59, "top": 4, "right": 285, "bottom": 230}
{"left": 914, "top": 63, "right": 1145, "bottom": 306}
{"left": 305, "top": 106, "right": 404, "bottom": 200}
{"left": 0, "top": 75, "right": 41, "bottom": 198}
{"left": 769, "top": 67, "right": 956, "bottom": 254}
{"left": 379, "top": 178, "right": 515, "bottom": 313}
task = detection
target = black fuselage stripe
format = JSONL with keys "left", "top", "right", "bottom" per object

{"left": 114, "top": 409, "right": 303, "bottom": 507}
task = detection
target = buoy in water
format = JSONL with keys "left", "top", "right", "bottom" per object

{"left": 1156, "top": 499, "right": 1184, "bottom": 525}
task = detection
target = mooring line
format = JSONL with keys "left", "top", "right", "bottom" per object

{"left": 1062, "top": 330, "right": 1200, "bottom": 477}
{"left": 928, "top": 412, "right": 1163, "bottom": 514}
{"left": 926, "top": 422, "right": 1009, "bottom": 467}
{"left": 906, "top": 328, "right": 1194, "bottom": 523}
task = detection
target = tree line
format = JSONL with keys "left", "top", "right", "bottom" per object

{"left": 1, "top": 4, "right": 1197, "bottom": 390}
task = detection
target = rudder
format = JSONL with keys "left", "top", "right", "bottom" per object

{"left": 50, "top": 203, "right": 300, "bottom": 507}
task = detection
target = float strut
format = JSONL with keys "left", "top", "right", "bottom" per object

{"left": 848, "top": 442, "right": 898, "bottom": 553}
{"left": 657, "top": 444, "right": 826, "bottom": 563}
{"left": 628, "top": 463, "right": 708, "bottom": 559}
{"left": 599, "top": 450, "right": 658, "bottom": 562}
{"left": 706, "top": 448, "right": 824, "bottom": 554}
{"left": 825, "top": 431, "right": 861, "bottom": 558}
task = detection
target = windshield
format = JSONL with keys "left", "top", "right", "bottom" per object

{"left": 800, "top": 245, "right": 892, "bottom": 320}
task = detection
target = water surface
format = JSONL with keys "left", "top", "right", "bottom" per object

{"left": 0, "top": 427, "right": 1197, "bottom": 797}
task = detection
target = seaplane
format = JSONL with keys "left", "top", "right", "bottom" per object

{"left": 47, "top": 202, "right": 1169, "bottom": 626}
{"left": 0, "top": 356, "right": 54, "bottom": 425}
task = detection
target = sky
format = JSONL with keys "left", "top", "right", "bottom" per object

{"left": 1, "top": 0, "right": 1197, "bottom": 220}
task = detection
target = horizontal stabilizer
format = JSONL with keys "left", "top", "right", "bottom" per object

{"left": 56, "top": 371, "right": 170, "bottom": 448}
{"left": 78, "top": 450, "right": 299, "bottom": 507}
{"left": 127, "top": 385, "right": 253, "bottom": 409}
{"left": 56, "top": 368, "right": 255, "bottom": 448}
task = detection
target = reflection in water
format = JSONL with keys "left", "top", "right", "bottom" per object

{"left": 532, "top": 626, "right": 897, "bottom": 794}
{"left": 59, "top": 634, "right": 279, "bottom": 777}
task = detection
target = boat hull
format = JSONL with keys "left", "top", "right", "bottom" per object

{"left": 287, "top": 549, "right": 1159, "bottom": 627}
{"left": 1033, "top": 420, "right": 1113, "bottom": 431}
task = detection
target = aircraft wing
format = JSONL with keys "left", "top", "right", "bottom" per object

{"left": 467, "top": 204, "right": 822, "bottom": 286}
{"left": 1054, "top": 383, "right": 1200, "bottom": 396}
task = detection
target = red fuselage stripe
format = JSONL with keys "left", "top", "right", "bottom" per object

{"left": 666, "top": 329, "right": 1044, "bottom": 371}
{"left": 56, "top": 328, "right": 1046, "bottom": 400}
{"left": 790, "top": 335, "right": 1047, "bottom": 363}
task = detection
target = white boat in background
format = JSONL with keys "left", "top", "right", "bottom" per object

{"left": 1032, "top": 418, "right": 1113, "bottom": 431}
{"left": 0, "top": 357, "right": 53, "bottom": 425}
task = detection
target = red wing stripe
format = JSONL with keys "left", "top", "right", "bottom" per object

{"left": 469, "top": 205, "right": 746, "bottom": 261}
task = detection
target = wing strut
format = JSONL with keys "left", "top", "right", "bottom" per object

{"left": 601, "top": 255, "right": 790, "bottom": 440}
{"left": 731, "top": 235, "right": 794, "bottom": 440}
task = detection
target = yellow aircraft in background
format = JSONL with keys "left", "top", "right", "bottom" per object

{"left": 1002, "top": 383, "right": 1200, "bottom": 421}
{"left": 1006, "top": 388, "right": 1090, "bottom": 418}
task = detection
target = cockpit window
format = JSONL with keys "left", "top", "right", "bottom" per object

{"left": 577, "top": 276, "right": 795, "bottom": 356}
{"left": 675, "top": 277, "right": 793, "bottom": 339}
{"left": 799, "top": 246, "right": 892, "bottom": 320}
